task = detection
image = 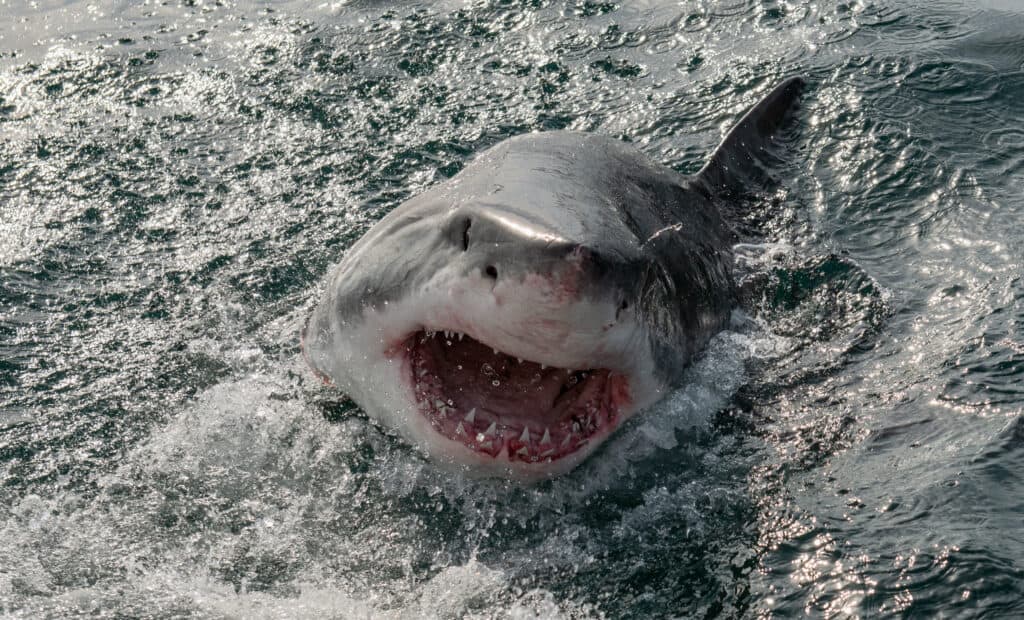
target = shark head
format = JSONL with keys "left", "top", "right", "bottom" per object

{"left": 304, "top": 77, "right": 806, "bottom": 480}
{"left": 303, "top": 132, "right": 739, "bottom": 479}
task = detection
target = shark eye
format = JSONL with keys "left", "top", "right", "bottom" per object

{"left": 616, "top": 299, "right": 629, "bottom": 320}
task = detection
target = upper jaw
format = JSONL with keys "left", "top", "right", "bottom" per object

{"left": 382, "top": 296, "right": 643, "bottom": 375}
{"left": 404, "top": 324, "right": 614, "bottom": 371}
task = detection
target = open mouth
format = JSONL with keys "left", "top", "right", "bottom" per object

{"left": 404, "top": 329, "right": 630, "bottom": 464}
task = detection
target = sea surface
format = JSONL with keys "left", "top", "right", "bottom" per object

{"left": 2, "top": 1, "right": 1023, "bottom": 618}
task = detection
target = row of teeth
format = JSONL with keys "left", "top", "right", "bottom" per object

{"left": 425, "top": 329, "right": 465, "bottom": 342}
{"left": 414, "top": 331, "right": 606, "bottom": 459}
{"left": 428, "top": 402, "right": 599, "bottom": 458}
{"left": 422, "top": 330, "right": 542, "bottom": 367}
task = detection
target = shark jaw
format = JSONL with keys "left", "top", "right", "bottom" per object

{"left": 404, "top": 328, "right": 632, "bottom": 466}
{"left": 374, "top": 311, "right": 658, "bottom": 480}
{"left": 304, "top": 282, "right": 664, "bottom": 480}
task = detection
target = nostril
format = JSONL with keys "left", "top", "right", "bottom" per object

{"left": 460, "top": 218, "right": 472, "bottom": 252}
{"left": 485, "top": 265, "right": 498, "bottom": 279}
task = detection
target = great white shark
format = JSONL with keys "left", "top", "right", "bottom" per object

{"left": 303, "top": 77, "right": 806, "bottom": 479}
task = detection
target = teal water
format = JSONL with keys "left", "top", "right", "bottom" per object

{"left": 2, "top": 1, "right": 1023, "bottom": 617}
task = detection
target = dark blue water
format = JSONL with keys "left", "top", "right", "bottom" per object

{"left": 2, "top": 1, "right": 1023, "bottom": 617}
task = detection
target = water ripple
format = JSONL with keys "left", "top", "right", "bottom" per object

{"left": 1, "top": 1, "right": 1023, "bottom": 618}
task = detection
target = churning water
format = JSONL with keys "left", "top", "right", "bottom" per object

{"left": 2, "top": 1, "right": 1023, "bottom": 617}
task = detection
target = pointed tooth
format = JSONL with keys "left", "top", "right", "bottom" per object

{"left": 434, "top": 399, "right": 445, "bottom": 409}
{"left": 541, "top": 364, "right": 546, "bottom": 370}
{"left": 458, "top": 332, "right": 464, "bottom": 341}
{"left": 464, "top": 408, "right": 476, "bottom": 423}
{"left": 485, "top": 422, "right": 497, "bottom": 436}
{"left": 417, "top": 368, "right": 428, "bottom": 377}
{"left": 541, "top": 428, "right": 551, "bottom": 445}
{"left": 540, "top": 449, "right": 555, "bottom": 458}
{"left": 480, "top": 440, "right": 493, "bottom": 450}
{"left": 517, "top": 357, "right": 523, "bottom": 364}
{"left": 515, "top": 446, "right": 529, "bottom": 457}
{"left": 519, "top": 426, "right": 531, "bottom": 444}
{"left": 561, "top": 433, "right": 573, "bottom": 447}
{"left": 493, "top": 348, "right": 499, "bottom": 355}
{"left": 455, "top": 422, "right": 466, "bottom": 435}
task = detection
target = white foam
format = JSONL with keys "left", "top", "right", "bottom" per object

{"left": 0, "top": 310, "right": 786, "bottom": 618}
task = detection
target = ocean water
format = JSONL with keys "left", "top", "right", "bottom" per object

{"left": 1, "top": 1, "right": 1023, "bottom": 617}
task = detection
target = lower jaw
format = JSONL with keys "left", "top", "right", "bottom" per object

{"left": 409, "top": 371, "right": 630, "bottom": 467}
{"left": 425, "top": 427, "right": 617, "bottom": 479}
{"left": 419, "top": 406, "right": 622, "bottom": 466}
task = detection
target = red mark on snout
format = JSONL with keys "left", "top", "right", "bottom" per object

{"left": 555, "top": 246, "right": 590, "bottom": 302}
{"left": 520, "top": 248, "right": 588, "bottom": 306}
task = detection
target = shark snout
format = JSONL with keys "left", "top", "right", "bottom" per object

{"left": 444, "top": 206, "right": 635, "bottom": 307}
{"left": 446, "top": 208, "right": 573, "bottom": 279}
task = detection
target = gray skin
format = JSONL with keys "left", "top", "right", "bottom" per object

{"left": 303, "top": 78, "right": 805, "bottom": 477}
{"left": 307, "top": 77, "right": 805, "bottom": 388}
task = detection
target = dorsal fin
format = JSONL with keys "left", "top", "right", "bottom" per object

{"left": 695, "top": 76, "right": 806, "bottom": 197}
